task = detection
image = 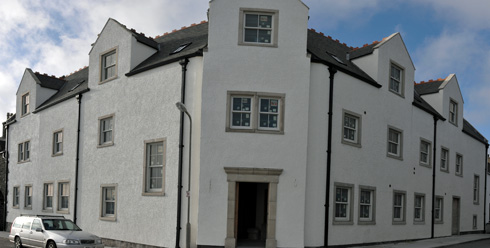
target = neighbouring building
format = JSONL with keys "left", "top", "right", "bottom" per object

{"left": 0, "top": 117, "right": 7, "bottom": 231}
{"left": 4, "top": 0, "right": 489, "bottom": 247}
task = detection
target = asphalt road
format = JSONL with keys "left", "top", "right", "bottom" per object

{"left": 449, "top": 238, "right": 490, "bottom": 248}
{"left": 0, "top": 237, "right": 12, "bottom": 247}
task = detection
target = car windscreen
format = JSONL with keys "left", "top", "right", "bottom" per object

{"left": 42, "top": 219, "right": 82, "bottom": 231}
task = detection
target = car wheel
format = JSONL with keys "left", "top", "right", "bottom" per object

{"left": 47, "top": 241, "right": 57, "bottom": 248}
{"left": 14, "top": 237, "right": 23, "bottom": 248}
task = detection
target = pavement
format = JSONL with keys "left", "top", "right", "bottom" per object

{"left": 0, "top": 231, "right": 489, "bottom": 248}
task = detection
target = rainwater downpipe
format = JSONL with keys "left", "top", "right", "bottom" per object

{"left": 4, "top": 123, "right": 9, "bottom": 231}
{"left": 176, "top": 58, "right": 189, "bottom": 248}
{"left": 74, "top": 94, "right": 82, "bottom": 224}
{"left": 430, "top": 116, "right": 438, "bottom": 238}
{"left": 324, "top": 66, "right": 337, "bottom": 247}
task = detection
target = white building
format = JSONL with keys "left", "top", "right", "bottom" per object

{"left": 4, "top": 0, "right": 488, "bottom": 247}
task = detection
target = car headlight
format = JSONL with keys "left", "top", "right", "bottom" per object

{"left": 63, "top": 239, "right": 81, "bottom": 244}
{"left": 96, "top": 239, "right": 102, "bottom": 244}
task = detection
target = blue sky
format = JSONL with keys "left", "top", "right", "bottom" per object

{"left": 1, "top": 0, "right": 489, "bottom": 149}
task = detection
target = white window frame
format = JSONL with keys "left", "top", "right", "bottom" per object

{"left": 18, "top": 140, "right": 30, "bottom": 163}
{"left": 43, "top": 183, "right": 54, "bottom": 212}
{"left": 21, "top": 92, "right": 30, "bottom": 116}
{"left": 226, "top": 91, "right": 285, "bottom": 134}
{"left": 358, "top": 186, "right": 376, "bottom": 224}
{"left": 100, "top": 184, "right": 117, "bottom": 221}
{"left": 449, "top": 99, "right": 458, "bottom": 126}
{"left": 440, "top": 147, "right": 449, "bottom": 172}
{"left": 52, "top": 129, "right": 63, "bottom": 156}
{"left": 414, "top": 193, "right": 425, "bottom": 223}
{"left": 333, "top": 182, "right": 354, "bottom": 225}
{"left": 435, "top": 196, "right": 443, "bottom": 223}
{"left": 393, "top": 190, "right": 406, "bottom": 224}
{"left": 389, "top": 63, "right": 404, "bottom": 97}
{"left": 24, "top": 185, "right": 32, "bottom": 209}
{"left": 455, "top": 153, "right": 463, "bottom": 176}
{"left": 238, "top": 8, "right": 279, "bottom": 47}
{"left": 57, "top": 182, "right": 69, "bottom": 213}
{"left": 342, "top": 110, "right": 362, "bottom": 147}
{"left": 387, "top": 126, "right": 403, "bottom": 160}
{"left": 419, "top": 138, "right": 431, "bottom": 167}
{"left": 143, "top": 139, "right": 166, "bottom": 196}
{"left": 473, "top": 175, "right": 480, "bottom": 205}
{"left": 100, "top": 47, "right": 118, "bottom": 83}
{"left": 12, "top": 186, "right": 20, "bottom": 208}
{"left": 98, "top": 114, "right": 115, "bottom": 147}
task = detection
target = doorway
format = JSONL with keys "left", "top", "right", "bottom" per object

{"left": 236, "top": 182, "right": 268, "bottom": 247}
{"left": 452, "top": 197, "right": 460, "bottom": 235}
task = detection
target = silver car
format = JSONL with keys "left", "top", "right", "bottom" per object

{"left": 9, "top": 215, "right": 104, "bottom": 248}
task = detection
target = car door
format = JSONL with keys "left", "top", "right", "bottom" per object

{"left": 19, "top": 221, "right": 32, "bottom": 246}
{"left": 29, "top": 219, "right": 45, "bottom": 247}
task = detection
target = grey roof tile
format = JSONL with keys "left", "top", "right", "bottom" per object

{"left": 463, "top": 119, "right": 488, "bottom": 145}
{"left": 414, "top": 81, "right": 444, "bottom": 95}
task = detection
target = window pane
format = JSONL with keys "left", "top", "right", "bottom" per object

{"left": 244, "top": 29, "right": 258, "bottom": 42}
{"left": 245, "top": 14, "right": 258, "bottom": 27}
{"left": 105, "top": 202, "right": 115, "bottom": 215}
{"left": 258, "top": 30, "right": 271, "bottom": 43}
{"left": 259, "top": 15, "right": 272, "bottom": 28}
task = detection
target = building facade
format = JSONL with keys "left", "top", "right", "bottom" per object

{"left": 5, "top": 0, "right": 489, "bottom": 247}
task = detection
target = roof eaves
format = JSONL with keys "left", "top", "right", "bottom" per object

{"left": 33, "top": 88, "right": 90, "bottom": 113}
{"left": 462, "top": 119, "right": 488, "bottom": 145}
{"left": 126, "top": 48, "right": 205, "bottom": 76}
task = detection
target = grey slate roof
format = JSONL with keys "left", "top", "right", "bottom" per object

{"left": 34, "top": 67, "right": 89, "bottom": 112}
{"left": 414, "top": 81, "right": 444, "bottom": 95}
{"left": 463, "top": 119, "right": 488, "bottom": 145}
{"left": 127, "top": 22, "right": 209, "bottom": 76}
{"left": 348, "top": 43, "right": 377, "bottom": 60}
{"left": 412, "top": 91, "right": 445, "bottom": 120}
{"left": 32, "top": 72, "right": 66, "bottom": 90}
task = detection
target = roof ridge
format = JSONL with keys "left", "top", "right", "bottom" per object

{"left": 155, "top": 20, "right": 208, "bottom": 39}
{"left": 308, "top": 28, "right": 353, "bottom": 49}
{"left": 351, "top": 36, "right": 390, "bottom": 51}
{"left": 415, "top": 77, "right": 447, "bottom": 85}
{"left": 65, "top": 66, "right": 89, "bottom": 78}
{"left": 34, "top": 71, "right": 66, "bottom": 81}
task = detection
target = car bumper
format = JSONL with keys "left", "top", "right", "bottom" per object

{"left": 54, "top": 244, "right": 104, "bottom": 248}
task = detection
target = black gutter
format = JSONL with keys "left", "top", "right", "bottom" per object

{"left": 3, "top": 122, "right": 9, "bottom": 231}
{"left": 73, "top": 94, "right": 82, "bottom": 224}
{"left": 324, "top": 66, "right": 337, "bottom": 247}
{"left": 175, "top": 58, "right": 189, "bottom": 248}
{"left": 33, "top": 88, "right": 90, "bottom": 114}
{"left": 430, "top": 116, "right": 438, "bottom": 238}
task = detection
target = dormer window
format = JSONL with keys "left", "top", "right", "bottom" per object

{"left": 389, "top": 63, "right": 404, "bottom": 96}
{"left": 239, "top": 8, "right": 278, "bottom": 47}
{"left": 21, "top": 93, "right": 30, "bottom": 116}
{"left": 449, "top": 99, "right": 458, "bottom": 126}
{"left": 100, "top": 48, "right": 118, "bottom": 83}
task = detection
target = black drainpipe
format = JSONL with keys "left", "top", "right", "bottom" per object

{"left": 176, "top": 58, "right": 189, "bottom": 248}
{"left": 484, "top": 146, "right": 488, "bottom": 227}
{"left": 74, "top": 94, "right": 82, "bottom": 224}
{"left": 3, "top": 122, "right": 9, "bottom": 231}
{"left": 430, "top": 116, "right": 438, "bottom": 238}
{"left": 324, "top": 66, "right": 337, "bottom": 247}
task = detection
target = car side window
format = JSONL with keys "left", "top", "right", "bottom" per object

{"left": 31, "top": 219, "right": 42, "bottom": 230}
{"left": 43, "top": 220, "right": 53, "bottom": 230}
{"left": 22, "top": 222, "right": 31, "bottom": 229}
{"left": 13, "top": 219, "right": 22, "bottom": 228}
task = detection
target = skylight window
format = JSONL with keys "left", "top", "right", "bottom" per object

{"left": 69, "top": 80, "right": 84, "bottom": 92}
{"left": 170, "top": 43, "right": 191, "bottom": 55}
{"left": 328, "top": 53, "right": 346, "bottom": 65}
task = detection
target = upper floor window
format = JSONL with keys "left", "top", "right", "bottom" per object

{"left": 226, "top": 91, "right": 285, "bottom": 134}
{"left": 419, "top": 139, "right": 431, "bottom": 167}
{"left": 18, "top": 140, "right": 30, "bottom": 163}
{"left": 143, "top": 139, "right": 166, "bottom": 196}
{"left": 21, "top": 93, "right": 30, "bottom": 116}
{"left": 389, "top": 63, "right": 404, "bottom": 96}
{"left": 387, "top": 127, "right": 403, "bottom": 160}
{"left": 342, "top": 110, "right": 361, "bottom": 147}
{"left": 100, "top": 48, "right": 117, "bottom": 83}
{"left": 455, "top": 153, "right": 463, "bottom": 176}
{"left": 239, "top": 9, "right": 278, "bottom": 47}
{"left": 473, "top": 175, "right": 480, "bottom": 204}
{"left": 53, "top": 130, "right": 63, "bottom": 156}
{"left": 449, "top": 99, "right": 458, "bottom": 126}
{"left": 440, "top": 147, "right": 449, "bottom": 172}
{"left": 98, "top": 114, "right": 114, "bottom": 147}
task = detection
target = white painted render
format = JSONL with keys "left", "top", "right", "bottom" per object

{"left": 6, "top": 0, "right": 488, "bottom": 247}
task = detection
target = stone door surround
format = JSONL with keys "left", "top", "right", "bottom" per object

{"left": 224, "top": 167, "right": 283, "bottom": 248}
